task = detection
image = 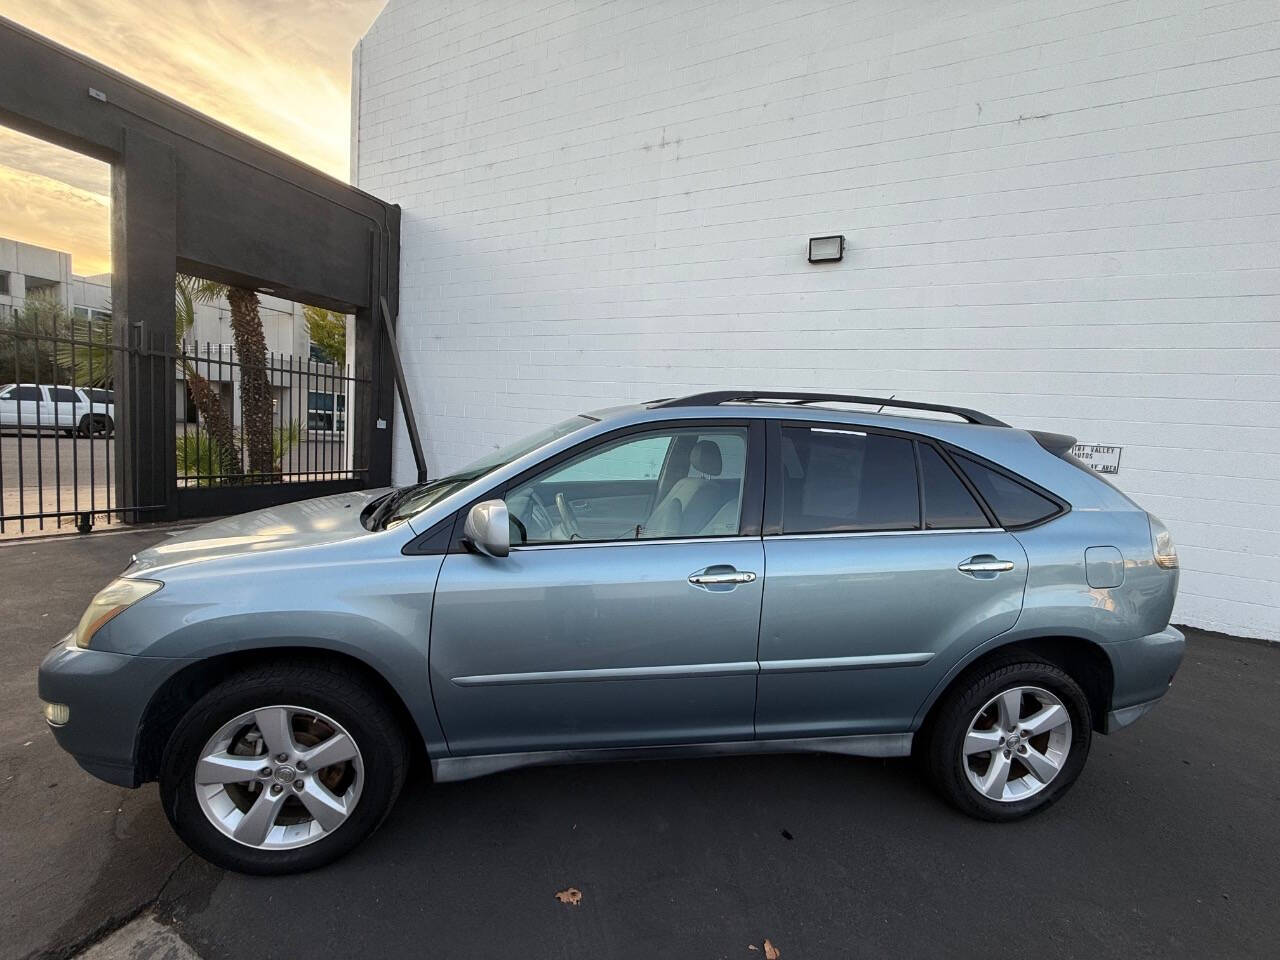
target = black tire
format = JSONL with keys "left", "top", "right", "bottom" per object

{"left": 76, "top": 415, "right": 92, "bottom": 438}
{"left": 101, "top": 415, "right": 114, "bottom": 438}
{"left": 924, "top": 656, "right": 1092, "bottom": 821}
{"left": 160, "top": 660, "right": 409, "bottom": 874}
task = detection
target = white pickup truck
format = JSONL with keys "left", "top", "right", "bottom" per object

{"left": 0, "top": 383, "right": 115, "bottom": 436}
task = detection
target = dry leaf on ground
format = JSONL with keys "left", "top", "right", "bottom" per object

{"left": 554, "top": 887, "right": 583, "bottom": 906}
{"left": 763, "top": 939, "right": 780, "bottom": 959}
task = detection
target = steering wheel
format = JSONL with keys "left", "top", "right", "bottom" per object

{"left": 554, "top": 492, "right": 583, "bottom": 540}
{"left": 509, "top": 489, "right": 554, "bottom": 541}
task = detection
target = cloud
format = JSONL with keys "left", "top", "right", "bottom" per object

{"left": 0, "top": 161, "right": 111, "bottom": 275}
{"left": 0, "top": 0, "right": 384, "bottom": 273}
{"left": 0, "top": 127, "right": 109, "bottom": 196}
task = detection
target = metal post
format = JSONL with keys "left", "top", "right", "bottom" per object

{"left": 378, "top": 296, "right": 428, "bottom": 482}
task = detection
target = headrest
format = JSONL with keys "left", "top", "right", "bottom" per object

{"left": 690, "top": 440, "right": 722, "bottom": 476}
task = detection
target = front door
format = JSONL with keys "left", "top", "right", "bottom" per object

{"left": 429, "top": 422, "right": 765, "bottom": 756}
{"left": 0, "top": 384, "right": 42, "bottom": 429}
{"left": 755, "top": 424, "right": 1030, "bottom": 738}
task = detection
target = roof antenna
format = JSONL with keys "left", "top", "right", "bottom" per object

{"left": 876, "top": 394, "right": 896, "bottom": 414}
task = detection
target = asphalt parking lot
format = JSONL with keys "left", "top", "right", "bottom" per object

{"left": 2, "top": 528, "right": 1277, "bottom": 960}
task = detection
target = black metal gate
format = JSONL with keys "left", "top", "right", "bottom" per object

{"left": 1, "top": 320, "right": 371, "bottom": 538}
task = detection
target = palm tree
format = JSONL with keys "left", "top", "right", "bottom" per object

{"left": 58, "top": 275, "right": 271, "bottom": 481}
{"left": 225, "top": 286, "right": 276, "bottom": 476}
{"left": 175, "top": 275, "right": 240, "bottom": 480}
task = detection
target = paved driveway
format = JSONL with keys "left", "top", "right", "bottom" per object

{"left": 2, "top": 529, "right": 1276, "bottom": 959}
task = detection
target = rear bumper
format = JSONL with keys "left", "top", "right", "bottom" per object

{"left": 1101, "top": 626, "right": 1185, "bottom": 733}
{"left": 37, "top": 636, "right": 188, "bottom": 787}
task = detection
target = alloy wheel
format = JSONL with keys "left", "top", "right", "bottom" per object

{"left": 193, "top": 705, "right": 364, "bottom": 850}
{"left": 961, "top": 685, "right": 1072, "bottom": 802}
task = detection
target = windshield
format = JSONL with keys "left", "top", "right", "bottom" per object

{"left": 369, "top": 415, "right": 596, "bottom": 530}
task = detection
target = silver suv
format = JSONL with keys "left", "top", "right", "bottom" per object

{"left": 39, "top": 391, "right": 1184, "bottom": 874}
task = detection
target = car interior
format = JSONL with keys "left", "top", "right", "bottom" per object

{"left": 506, "top": 429, "right": 747, "bottom": 543}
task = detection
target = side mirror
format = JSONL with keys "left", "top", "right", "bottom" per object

{"left": 463, "top": 499, "right": 510, "bottom": 558}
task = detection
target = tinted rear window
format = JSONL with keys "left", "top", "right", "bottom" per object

{"left": 920, "top": 445, "right": 989, "bottom": 529}
{"left": 952, "top": 453, "right": 1061, "bottom": 528}
{"left": 780, "top": 427, "right": 919, "bottom": 533}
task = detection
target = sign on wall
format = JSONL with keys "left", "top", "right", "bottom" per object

{"left": 1070, "top": 443, "right": 1122, "bottom": 474}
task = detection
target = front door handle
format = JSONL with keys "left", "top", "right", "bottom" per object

{"left": 689, "top": 567, "right": 757, "bottom": 587}
{"left": 958, "top": 555, "right": 1015, "bottom": 576}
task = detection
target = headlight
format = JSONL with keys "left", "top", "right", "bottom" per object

{"left": 74, "top": 578, "right": 162, "bottom": 649}
{"left": 1148, "top": 514, "right": 1178, "bottom": 570}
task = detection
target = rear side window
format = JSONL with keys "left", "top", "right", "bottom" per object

{"left": 920, "top": 445, "right": 989, "bottom": 529}
{"left": 779, "top": 427, "right": 918, "bottom": 533}
{"left": 6, "top": 385, "right": 42, "bottom": 401}
{"left": 952, "top": 453, "right": 1061, "bottom": 528}
{"left": 50, "top": 387, "right": 79, "bottom": 403}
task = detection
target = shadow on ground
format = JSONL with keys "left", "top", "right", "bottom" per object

{"left": 3, "top": 529, "right": 1276, "bottom": 959}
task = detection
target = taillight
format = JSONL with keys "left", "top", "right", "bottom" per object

{"left": 1148, "top": 514, "right": 1178, "bottom": 569}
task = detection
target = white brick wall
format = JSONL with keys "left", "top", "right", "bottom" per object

{"left": 353, "top": 0, "right": 1280, "bottom": 641}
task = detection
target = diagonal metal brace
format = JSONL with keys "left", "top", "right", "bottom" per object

{"left": 379, "top": 296, "right": 429, "bottom": 482}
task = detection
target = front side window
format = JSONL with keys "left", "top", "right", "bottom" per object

{"left": 507, "top": 426, "right": 748, "bottom": 544}
{"left": 779, "top": 427, "right": 918, "bottom": 534}
{"left": 368, "top": 415, "right": 597, "bottom": 531}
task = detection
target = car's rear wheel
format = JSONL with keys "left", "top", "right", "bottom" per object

{"left": 160, "top": 661, "right": 408, "bottom": 874}
{"left": 925, "top": 657, "right": 1092, "bottom": 820}
{"left": 77, "top": 414, "right": 113, "bottom": 438}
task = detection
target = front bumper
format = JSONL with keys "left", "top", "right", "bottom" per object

{"left": 1101, "top": 625, "right": 1186, "bottom": 733}
{"left": 37, "top": 635, "right": 189, "bottom": 787}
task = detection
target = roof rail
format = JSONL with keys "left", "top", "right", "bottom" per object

{"left": 650, "top": 391, "right": 1009, "bottom": 427}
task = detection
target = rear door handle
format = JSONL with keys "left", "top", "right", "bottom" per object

{"left": 689, "top": 567, "right": 757, "bottom": 587}
{"left": 957, "top": 556, "right": 1015, "bottom": 575}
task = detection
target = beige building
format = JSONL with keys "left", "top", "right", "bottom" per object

{"left": 0, "top": 236, "right": 72, "bottom": 319}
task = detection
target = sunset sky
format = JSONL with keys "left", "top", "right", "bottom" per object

{"left": 0, "top": 1, "right": 386, "bottom": 276}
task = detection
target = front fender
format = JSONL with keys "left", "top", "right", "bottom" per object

{"left": 93, "top": 552, "right": 449, "bottom": 757}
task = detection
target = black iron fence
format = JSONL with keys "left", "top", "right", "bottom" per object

{"left": 176, "top": 339, "right": 362, "bottom": 487}
{"left": 1, "top": 321, "right": 369, "bottom": 537}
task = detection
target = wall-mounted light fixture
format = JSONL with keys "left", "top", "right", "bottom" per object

{"left": 808, "top": 234, "right": 845, "bottom": 263}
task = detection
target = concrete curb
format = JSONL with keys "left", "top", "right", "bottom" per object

{"left": 74, "top": 917, "right": 199, "bottom": 960}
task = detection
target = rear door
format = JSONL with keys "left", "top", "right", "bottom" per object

{"left": 756, "top": 422, "right": 1029, "bottom": 739}
{"left": 46, "top": 386, "right": 82, "bottom": 429}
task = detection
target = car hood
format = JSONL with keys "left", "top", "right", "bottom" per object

{"left": 128, "top": 488, "right": 392, "bottom": 574}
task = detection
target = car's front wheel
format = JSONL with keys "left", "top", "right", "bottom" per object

{"left": 160, "top": 661, "right": 408, "bottom": 874}
{"left": 925, "top": 657, "right": 1092, "bottom": 820}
